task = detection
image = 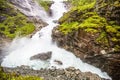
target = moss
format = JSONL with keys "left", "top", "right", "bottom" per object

{"left": 72, "top": 0, "right": 96, "bottom": 12}
{"left": 0, "top": 0, "right": 35, "bottom": 39}
{"left": 58, "top": 0, "right": 120, "bottom": 50}
{"left": 79, "top": 14, "right": 107, "bottom": 29}
{"left": 59, "top": 22, "right": 79, "bottom": 34}
{"left": 0, "top": 67, "right": 43, "bottom": 80}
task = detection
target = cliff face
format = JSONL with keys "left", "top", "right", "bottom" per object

{"left": 52, "top": 0, "right": 120, "bottom": 80}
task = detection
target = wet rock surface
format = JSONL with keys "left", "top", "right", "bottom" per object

{"left": 2, "top": 67, "right": 106, "bottom": 80}
{"left": 0, "top": 38, "right": 11, "bottom": 64}
{"left": 84, "top": 53, "right": 120, "bottom": 80}
{"left": 54, "top": 60, "right": 63, "bottom": 65}
{"left": 52, "top": 26, "right": 120, "bottom": 80}
{"left": 30, "top": 51, "right": 52, "bottom": 61}
{"left": 52, "top": 1, "right": 120, "bottom": 80}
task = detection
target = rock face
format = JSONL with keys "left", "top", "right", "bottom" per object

{"left": 52, "top": 28, "right": 103, "bottom": 59}
{"left": 84, "top": 53, "right": 120, "bottom": 80}
{"left": 95, "top": 0, "right": 120, "bottom": 25}
{"left": 52, "top": 0, "right": 120, "bottom": 80}
{"left": 8, "top": 0, "right": 48, "bottom": 38}
{"left": 3, "top": 67, "right": 105, "bottom": 80}
{"left": 52, "top": 19, "right": 120, "bottom": 80}
{"left": 0, "top": 38, "right": 11, "bottom": 64}
{"left": 30, "top": 51, "right": 52, "bottom": 61}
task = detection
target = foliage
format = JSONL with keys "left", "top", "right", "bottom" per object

{"left": 0, "top": 67, "right": 43, "bottom": 80}
{"left": 0, "top": 0, "right": 35, "bottom": 39}
{"left": 58, "top": 0, "right": 97, "bottom": 34}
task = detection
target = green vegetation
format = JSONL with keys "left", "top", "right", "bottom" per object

{"left": 59, "top": 0, "right": 120, "bottom": 50}
{"left": 35, "top": 0, "right": 52, "bottom": 12}
{"left": 69, "top": 0, "right": 96, "bottom": 11}
{"left": 59, "top": 0, "right": 97, "bottom": 34}
{"left": 0, "top": 0, "right": 35, "bottom": 39}
{"left": 0, "top": 67, "right": 43, "bottom": 80}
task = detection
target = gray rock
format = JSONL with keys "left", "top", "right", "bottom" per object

{"left": 30, "top": 51, "right": 52, "bottom": 61}
{"left": 53, "top": 20, "right": 58, "bottom": 23}
{"left": 54, "top": 60, "right": 63, "bottom": 65}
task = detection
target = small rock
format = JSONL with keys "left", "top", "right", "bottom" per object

{"left": 54, "top": 60, "right": 63, "bottom": 65}
{"left": 20, "top": 65, "right": 30, "bottom": 69}
{"left": 67, "top": 67, "right": 75, "bottom": 71}
{"left": 75, "top": 69, "right": 80, "bottom": 75}
{"left": 53, "top": 20, "right": 58, "bottom": 23}
{"left": 100, "top": 50, "right": 107, "bottom": 54}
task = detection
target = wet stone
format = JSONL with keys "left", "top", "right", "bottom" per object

{"left": 30, "top": 51, "right": 52, "bottom": 61}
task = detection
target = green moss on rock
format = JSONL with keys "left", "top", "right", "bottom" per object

{"left": 0, "top": 67, "right": 43, "bottom": 80}
{"left": 0, "top": 0, "right": 35, "bottom": 39}
{"left": 58, "top": 0, "right": 120, "bottom": 51}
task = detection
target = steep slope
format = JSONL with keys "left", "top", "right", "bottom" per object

{"left": 52, "top": 0, "right": 120, "bottom": 80}
{"left": 0, "top": 0, "right": 35, "bottom": 39}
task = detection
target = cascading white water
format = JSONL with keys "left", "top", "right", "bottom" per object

{"left": 1, "top": 0, "right": 111, "bottom": 79}
{"left": 11, "top": 0, "right": 48, "bottom": 20}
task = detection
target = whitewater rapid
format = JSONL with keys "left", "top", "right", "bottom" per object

{"left": 1, "top": 0, "right": 111, "bottom": 79}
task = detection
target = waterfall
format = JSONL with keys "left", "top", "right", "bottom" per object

{"left": 10, "top": 0, "right": 48, "bottom": 20}
{"left": 1, "top": 0, "right": 111, "bottom": 79}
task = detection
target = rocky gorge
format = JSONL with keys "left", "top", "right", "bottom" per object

{"left": 0, "top": 0, "right": 119, "bottom": 80}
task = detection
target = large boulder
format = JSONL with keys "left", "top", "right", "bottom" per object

{"left": 30, "top": 51, "right": 52, "bottom": 61}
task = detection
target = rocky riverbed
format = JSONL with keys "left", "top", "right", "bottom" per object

{"left": 2, "top": 67, "right": 107, "bottom": 80}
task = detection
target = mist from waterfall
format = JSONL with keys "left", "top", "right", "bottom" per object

{"left": 1, "top": 0, "right": 111, "bottom": 79}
